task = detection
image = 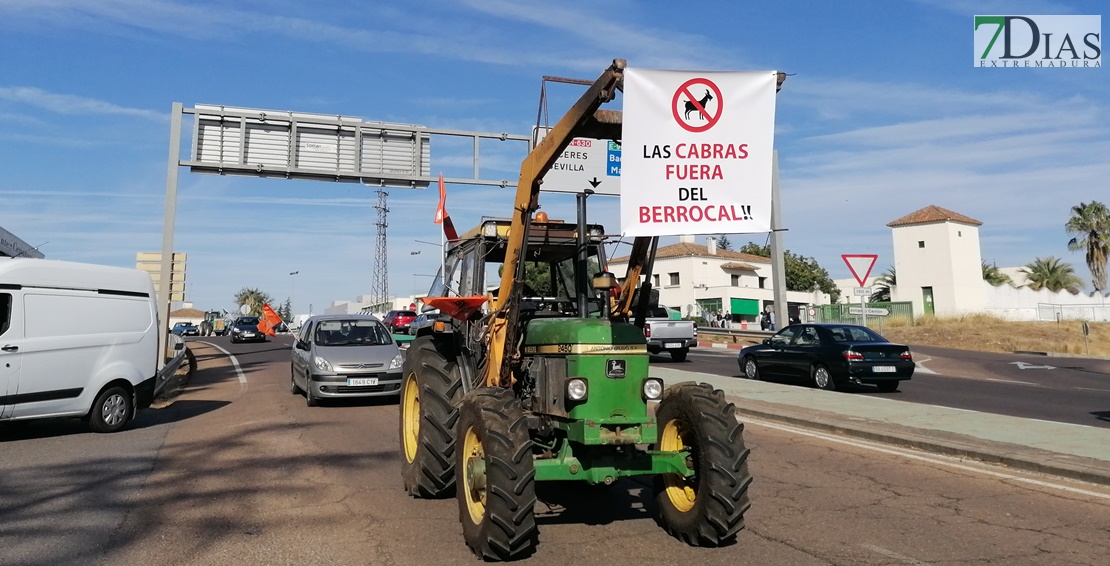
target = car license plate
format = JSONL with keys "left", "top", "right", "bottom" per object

{"left": 347, "top": 378, "right": 379, "bottom": 386}
{"left": 664, "top": 342, "right": 682, "bottom": 349}
{"left": 872, "top": 366, "right": 896, "bottom": 373}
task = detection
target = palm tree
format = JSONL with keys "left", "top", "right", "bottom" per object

{"left": 869, "top": 266, "right": 895, "bottom": 302}
{"left": 981, "top": 261, "right": 1013, "bottom": 287}
{"left": 234, "top": 287, "right": 274, "bottom": 317}
{"left": 1020, "top": 257, "right": 1083, "bottom": 294}
{"left": 1065, "top": 201, "right": 1110, "bottom": 292}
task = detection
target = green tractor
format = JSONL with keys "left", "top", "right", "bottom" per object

{"left": 400, "top": 60, "right": 755, "bottom": 560}
{"left": 200, "top": 310, "right": 226, "bottom": 336}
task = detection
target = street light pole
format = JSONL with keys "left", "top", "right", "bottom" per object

{"left": 289, "top": 271, "right": 299, "bottom": 316}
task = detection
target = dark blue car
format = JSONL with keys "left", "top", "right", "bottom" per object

{"left": 737, "top": 323, "right": 914, "bottom": 392}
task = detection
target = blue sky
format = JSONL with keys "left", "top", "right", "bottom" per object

{"left": 1, "top": 0, "right": 1107, "bottom": 314}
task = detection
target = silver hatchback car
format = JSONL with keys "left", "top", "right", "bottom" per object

{"left": 290, "top": 314, "right": 403, "bottom": 406}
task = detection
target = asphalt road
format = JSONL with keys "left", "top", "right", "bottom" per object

{"left": 673, "top": 346, "right": 1110, "bottom": 429}
{"left": 3, "top": 337, "right": 1110, "bottom": 565}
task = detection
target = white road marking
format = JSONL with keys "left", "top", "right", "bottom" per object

{"left": 198, "top": 341, "right": 248, "bottom": 392}
{"left": 744, "top": 417, "right": 1110, "bottom": 502}
{"left": 1010, "top": 361, "right": 1056, "bottom": 370}
{"left": 913, "top": 357, "right": 938, "bottom": 374}
{"left": 984, "top": 378, "right": 1041, "bottom": 386}
{"left": 859, "top": 544, "right": 927, "bottom": 565}
{"left": 1076, "top": 387, "right": 1110, "bottom": 393}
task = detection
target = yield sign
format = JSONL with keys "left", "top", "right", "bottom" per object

{"left": 842, "top": 254, "right": 878, "bottom": 287}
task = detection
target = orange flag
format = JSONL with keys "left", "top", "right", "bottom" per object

{"left": 434, "top": 172, "right": 447, "bottom": 224}
{"left": 434, "top": 173, "right": 459, "bottom": 241}
{"left": 258, "top": 303, "right": 283, "bottom": 336}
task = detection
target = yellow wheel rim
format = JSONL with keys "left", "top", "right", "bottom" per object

{"left": 402, "top": 373, "right": 420, "bottom": 463}
{"left": 661, "top": 419, "right": 697, "bottom": 512}
{"left": 462, "top": 425, "right": 487, "bottom": 524}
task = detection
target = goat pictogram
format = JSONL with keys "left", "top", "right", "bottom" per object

{"left": 684, "top": 89, "right": 714, "bottom": 121}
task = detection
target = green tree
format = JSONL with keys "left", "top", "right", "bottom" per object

{"left": 1065, "top": 201, "right": 1109, "bottom": 292}
{"left": 279, "top": 298, "right": 293, "bottom": 320}
{"left": 981, "top": 261, "right": 1013, "bottom": 287}
{"left": 870, "top": 266, "right": 896, "bottom": 302}
{"left": 739, "top": 243, "right": 841, "bottom": 303}
{"left": 716, "top": 234, "right": 733, "bottom": 251}
{"left": 234, "top": 287, "right": 274, "bottom": 317}
{"left": 1020, "top": 257, "right": 1083, "bottom": 294}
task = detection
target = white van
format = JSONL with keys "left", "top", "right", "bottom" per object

{"left": 0, "top": 257, "right": 160, "bottom": 432}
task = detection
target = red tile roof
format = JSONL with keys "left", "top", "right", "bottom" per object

{"left": 610, "top": 242, "right": 770, "bottom": 264}
{"left": 887, "top": 205, "right": 982, "bottom": 227}
{"left": 170, "top": 308, "right": 206, "bottom": 318}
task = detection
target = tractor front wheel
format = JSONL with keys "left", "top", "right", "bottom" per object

{"left": 400, "top": 335, "right": 463, "bottom": 498}
{"left": 654, "top": 381, "right": 752, "bottom": 546}
{"left": 456, "top": 387, "right": 537, "bottom": 561}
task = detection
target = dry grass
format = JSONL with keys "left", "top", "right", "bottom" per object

{"left": 876, "top": 315, "right": 1110, "bottom": 357}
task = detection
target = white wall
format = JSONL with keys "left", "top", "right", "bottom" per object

{"left": 982, "top": 281, "right": 1110, "bottom": 321}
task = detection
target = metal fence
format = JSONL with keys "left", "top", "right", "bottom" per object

{"left": 814, "top": 301, "right": 914, "bottom": 330}
{"left": 1037, "top": 302, "right": 1110, "bottom": 322}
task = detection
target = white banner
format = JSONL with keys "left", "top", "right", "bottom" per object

{"left": 620, "top": 69, "right": 778, "bottom": 236}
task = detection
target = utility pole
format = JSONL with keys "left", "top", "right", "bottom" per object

{"left": 372, "top": 189, "right": 390, "bottom": 312}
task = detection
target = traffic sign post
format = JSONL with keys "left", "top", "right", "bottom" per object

{"left": 842, "top": 254, "right": 878, "bottom": 327}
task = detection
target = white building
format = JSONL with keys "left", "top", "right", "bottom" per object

{"left": 888, "top": 205, "right": 984, "bottom": 317}
{"left": 884, "top": 204, "right": 1108, "bottom": 321}
{"left": 325, "top": 293, "right": 422, "bottom": 315}
{"left": 608, "top": 235, "right": 828, "bottom": 324}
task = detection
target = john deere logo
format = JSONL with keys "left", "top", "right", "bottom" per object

{"left": 605, "top": 359, "right": 627, "bottom": 379}
{"left": 974, "top": 15, "right": 1101, "bottom": 68}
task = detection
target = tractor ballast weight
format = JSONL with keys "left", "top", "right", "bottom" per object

{"left": 399, "top": 59, "right": 754, "bottom": 561}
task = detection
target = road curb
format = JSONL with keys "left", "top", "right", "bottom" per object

{"left": 730, "top": 397, "right": 1110, "bottom": 487}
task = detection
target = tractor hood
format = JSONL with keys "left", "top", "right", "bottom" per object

{"left": 522, "top": 318, "right": 645, "bottom": 354}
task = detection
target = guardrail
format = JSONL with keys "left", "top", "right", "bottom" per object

{"left": 154, "top": 333, "right": 189, "bottom": 397}
{"left": 697, "top": 327, "right": 773, "bottom": 341}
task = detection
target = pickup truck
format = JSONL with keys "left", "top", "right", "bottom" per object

{"left": 643, "top": 307, "right": 697, "bottom": 362}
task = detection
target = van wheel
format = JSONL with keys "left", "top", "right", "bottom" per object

{"left": 88, "top": 386, "right": 133, "bottom": 433}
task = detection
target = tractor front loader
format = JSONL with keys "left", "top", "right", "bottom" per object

{"left": 400, "top": 59, "right": 753, "bottom": 561}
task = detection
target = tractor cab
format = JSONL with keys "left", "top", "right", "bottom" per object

{"left": 429, "top": 217, "right": 612, "bottom": 321}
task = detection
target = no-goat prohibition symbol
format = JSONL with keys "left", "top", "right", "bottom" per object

{"left": 672, "top": 78, "right": 723, "bottom": 133}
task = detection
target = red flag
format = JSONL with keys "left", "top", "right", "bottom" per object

{"left": 257, "top": 303, "right": 283, "bottom": 336}
{"left": 434, "top": 172, "right": 447, "bottom": 224}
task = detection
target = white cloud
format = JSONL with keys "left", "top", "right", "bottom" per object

{"left": 0, "top": 86, "right": 163, "bottom": 121}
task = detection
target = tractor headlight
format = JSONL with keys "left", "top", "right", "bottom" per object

{"left": 313, "top": 356, "right": 333, "bottom": 372}
{"left": 566, "top": 378, "right": 588, "bottom": 401}
{"left": 642, "top": 378, "right": 664, "bottom": 401}
{"left": 389, "top": 354, "right": 403, "bottom": 370}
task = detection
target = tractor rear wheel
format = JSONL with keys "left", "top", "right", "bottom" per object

{"left": 456, "top": 387, "right": 537, "bottom": 561}
{"left": 400, "top": 335, "right": 463, "bottom": 498}
{"left": 654, "top": 381, "right": 752, "bottom": 546}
